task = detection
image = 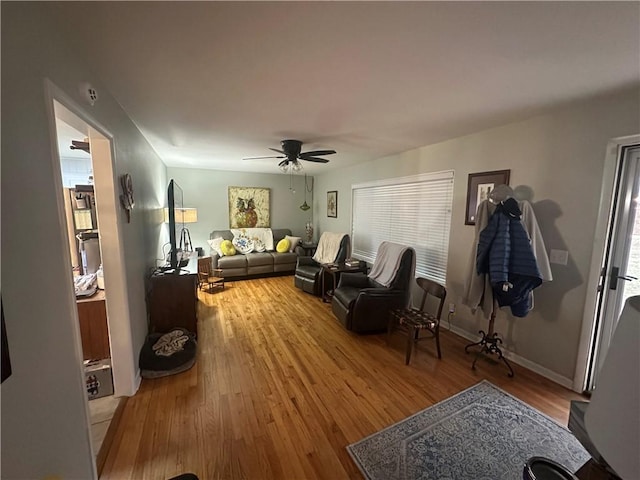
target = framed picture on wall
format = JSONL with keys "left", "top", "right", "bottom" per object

{"left": 465, "top": 169, "right": 510, "bottom": 225}
{"left": 228, "top": 186, "right": 270, "bottom": 228}
{"left": 327, "top": 191, "right": 338, "bottom": 218}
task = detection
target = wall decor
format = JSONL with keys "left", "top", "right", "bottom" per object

{"left": 228, "top": 186, "right": 270, "bottom": 228}
{"left": 465, "top": 169, "right": 510, "bottom": 225}
{"left": 327, "top": 191, "right": 338, "bottom": 218}
{"left": 119, "top": 173, "right": 135, "bottom": 223}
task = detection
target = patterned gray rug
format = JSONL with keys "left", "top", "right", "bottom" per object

{"left": 347, "top": 380, "right": 590, "bottom": 480}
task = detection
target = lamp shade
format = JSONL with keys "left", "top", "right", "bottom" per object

{"left": 163, "top": 207, "right": 198, "bottom": 224}
{"left": 584, "top": 295, "right": 640, "bottom": 479}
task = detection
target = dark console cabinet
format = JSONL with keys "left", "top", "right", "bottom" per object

{"left": 148, "top": 271, "right": 198, "bottom": 335}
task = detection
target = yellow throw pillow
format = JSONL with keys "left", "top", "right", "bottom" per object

{"left": 220, "top": 239, "right": 236, "bottom": 256}
{"left": 276, "top": 238, "right": 290, "bottom": 253}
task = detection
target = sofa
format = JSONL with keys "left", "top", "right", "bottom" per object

{"left": 209, "top": 229, "right": 300, "bottom": 279}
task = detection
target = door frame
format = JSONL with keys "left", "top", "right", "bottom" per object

{"left": 44, "top": 79, "right": 139, "bottom": 398}
{"left": 574, "top": 134, "right": 640, "bottom": 392}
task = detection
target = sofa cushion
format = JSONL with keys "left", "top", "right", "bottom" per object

{"left": 245, "top": 252, "right": 273, "bottom": 267}
{"left": 276, "top": 238, "right": 290, "bottom": 253}
{"left": 272, "top": 251, "right": 297, "bottom": 265}
{"left": 247, "top": 264, "right": 273, "bottom": 276}
{"left": 218, "top": 254, "right": 246, "bottom": 269}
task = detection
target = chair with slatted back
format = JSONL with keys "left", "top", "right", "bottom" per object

{"left": 197, "top": 256, "right": 224, "bottom": 292}
{"left": 387, "top": 277, "right": 447, "bottom": 364}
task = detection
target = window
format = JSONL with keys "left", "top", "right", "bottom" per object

{"left": 351, "top": 170, "right": 454, "bottom": 284}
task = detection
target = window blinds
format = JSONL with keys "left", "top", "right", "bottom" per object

{"left": 351, "top": 171, "right": 454, "bottom": 285}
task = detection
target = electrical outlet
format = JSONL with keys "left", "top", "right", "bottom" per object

{"left": 448, "top": 303, "right": 456, "bottom": 313}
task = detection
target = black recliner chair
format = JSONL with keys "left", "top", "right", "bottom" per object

{"left": 332, "top": 245, "right": 415, "bottom": 333}
{"left": 294, "top": 233, "right": 350, "bottom": 296}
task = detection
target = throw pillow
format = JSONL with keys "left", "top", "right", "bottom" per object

{"left": 276, "top": 238, "right": 290, "bottom": 253}
{"left": 207, "top": 237, "right": 225, "bottom": 257}
{"left": 220, "top": 240, "right": 236, "bottom": 256}
{"left": 232, "top": 236, "right": 254, "bottom": 254}
{"left": 285, "top": 235, "right": 302, "bottom": 253}
{"left": 253, "top": 238, "right": 266, "bottom": 252}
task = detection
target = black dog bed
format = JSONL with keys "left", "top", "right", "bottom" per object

{"left": 139, "top": 328, "right": 196, "bottom": 378}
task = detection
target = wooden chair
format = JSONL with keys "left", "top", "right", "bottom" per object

{"left": 197, "top": 256, "right": 224, "bottom": 293}
{"left": 387, "top": 278, "right": 446, "bottom": 364}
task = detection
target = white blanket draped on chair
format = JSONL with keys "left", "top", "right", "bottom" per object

{"left": 313, "top": 232, "right": 348, "bottom": 264}
{"left": 368, "top": 241, "right": 415, "bottom": 287}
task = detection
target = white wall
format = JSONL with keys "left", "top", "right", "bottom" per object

{"left": 166, "top": 167, "right": 315, "bottom": 250}
{"left": 1, "top": 4, "right": 167, "bottom": 479}
{"left": 315, "top": 88, "right": 640, "bottom": 383}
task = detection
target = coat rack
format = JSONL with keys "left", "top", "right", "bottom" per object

{"left": 464, "top": 184, "right": 520, "bottom": 377}
{"left": 465, "top": 296, "right": 515, "bottom": 377}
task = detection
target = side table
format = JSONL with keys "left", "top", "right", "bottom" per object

{"left": 321, "top": 261, "right": 368, "bottom": 303}
{"left": 299, "top": 242, "right": 318, "bottom": 256}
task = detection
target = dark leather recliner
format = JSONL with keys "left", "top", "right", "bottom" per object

{"left": 331, "top": 246, "right": 415, "bottom": 333}
{"left": 294, "top": 234, "right": 350, "bottom": 296}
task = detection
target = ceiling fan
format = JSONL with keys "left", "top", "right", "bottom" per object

{"left": 243, "top": 139, "right": 336, "bottom": 171}
{"left": 70, "top": 139, "right": 90, "bottom": 154}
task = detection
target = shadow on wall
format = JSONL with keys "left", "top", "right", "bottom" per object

{"left": 501, "top": 186, "right": 584, "bottom": 349}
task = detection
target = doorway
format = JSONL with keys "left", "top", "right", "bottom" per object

{"left": 56, "top": 115, "right": 118, "bottom": 456}
{"left": 46, "top": 80, "right": 138, "bottom": 476}
{"left": 576, "top": 138, "right": 640, "bottom": 392}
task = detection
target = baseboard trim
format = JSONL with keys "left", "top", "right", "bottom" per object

{"left": 134, "top": 369, "right": 142, "bottom": 392}
{"left": 96, "top": 396, "right": 128, "bottom": 476}
{"left": 446, "top": 324, "right": 575, "bottom": 391}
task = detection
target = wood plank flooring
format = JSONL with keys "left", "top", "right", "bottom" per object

{"left": 101, "top": 275, "right": 584, "bottom": 480}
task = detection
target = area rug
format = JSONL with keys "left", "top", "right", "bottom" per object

{"left": 347, "top": 380, "right": 590, "bottom": 480}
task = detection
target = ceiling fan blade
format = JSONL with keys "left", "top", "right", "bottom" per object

{"left": 299, "top": 150, "right": 336, "bottom": 157}
{"left": 70, "top": 140, "right": 90, "bottom": 154}
{"left": 243, "top": 155, "right": 286, "bottom": 160}
{"left": 299, "top": 156, "right": 329, "bottom": 163}
{"left": 269, "top": 148, "right": 287, "bottom": 155}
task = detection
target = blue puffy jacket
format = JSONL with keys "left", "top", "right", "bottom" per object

{"left": 476, "top": 199, "right": 542, "bottom": 317}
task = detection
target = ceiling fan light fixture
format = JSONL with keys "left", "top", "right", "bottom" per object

{"left": 243, "top": 139, "right": 336, "bottom": 172}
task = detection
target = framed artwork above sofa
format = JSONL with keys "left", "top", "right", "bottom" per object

{"left": 228, "top": 186, "right": 270, "bottom": 228}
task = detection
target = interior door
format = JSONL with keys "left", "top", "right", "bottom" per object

{"left": 589, "top": 145, "right": 640, "bottom": 390}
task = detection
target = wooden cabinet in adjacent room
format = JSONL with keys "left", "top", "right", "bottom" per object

{"left": 148, "top": 271, "right": 198, "bottom": 335}
{"left": 77, "top": 290, "right": 110, "bottom": 361}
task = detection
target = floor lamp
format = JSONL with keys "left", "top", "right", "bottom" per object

{"left": 176, "top": 208, "right": 198, "bottom": 252}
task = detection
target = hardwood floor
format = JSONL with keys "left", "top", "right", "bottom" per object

{"left": 101, "top": 275, "right": 584, "bottom": 480}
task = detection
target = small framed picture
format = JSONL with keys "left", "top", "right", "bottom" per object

{"left": 465, "top": 170, "right": 510, "bottom": 225}
{"left": 327, "top": 191, "right": 338, "bottom": 218}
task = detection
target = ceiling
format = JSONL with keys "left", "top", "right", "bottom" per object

{"left": 49, "top": 2, "right": 639, "bottom": 174}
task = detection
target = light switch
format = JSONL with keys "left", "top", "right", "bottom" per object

{"left": 550, "top": 249, "right": 569, "bottom": 265}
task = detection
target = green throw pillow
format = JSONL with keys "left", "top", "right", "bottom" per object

{"left": 276, "top": 238, "right": 290, "bottom": 253}
{"left": 220, "top": 240, "right": 236, "bottom": 256}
